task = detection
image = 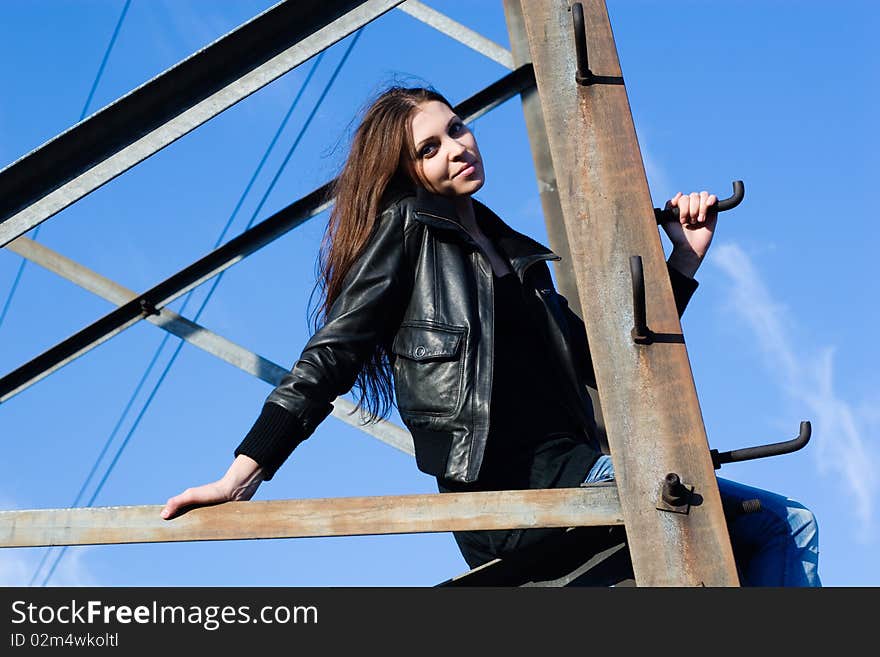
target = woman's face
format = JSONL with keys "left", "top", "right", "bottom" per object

{"left": 410, "top": 100, "right": 484, "bottom": 197}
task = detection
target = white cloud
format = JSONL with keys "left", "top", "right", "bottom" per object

{"left": 713, "top": 243, "right": 878, "bottom": 537}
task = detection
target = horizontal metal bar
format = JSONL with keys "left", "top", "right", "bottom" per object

{"left": 0, "top": 485, "right": 623, "bottom": 548}
{"left": 0, "top": 66, "right": 534, "bottom": 404}
{"left": 5, "top": 236, "right": 415, "bottom": 456}
{"left": 397, "top": 0, "right": 514, "bottom": 69}
{"left": 0, "top": 0, "right": 406, "bottom": 247}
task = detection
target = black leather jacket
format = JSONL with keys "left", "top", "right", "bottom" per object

{"left": 236, "top": 188, "right": 696, "bottom": 484}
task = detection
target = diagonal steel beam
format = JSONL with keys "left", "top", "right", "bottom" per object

{"left": 520, "top": 0, "right": 738, "bottom": 585}
{"left": 0, "top": 0, "right": 406, "bottom": 248}
{"left": 502, "top": 0, "right": 607, "bottom": 453}
{"left": 0, "top": 65, "right": 536, "bottom": 405}
{"left": 5, "top": 236, "right": 414, "bottom": 456}
{"left": 397, "top": 0, "right": 514, "bottom": 69}
{"left": 0, "top": 485, "right": 623, "bottom": 548}
{"left": 0, "top": 185, "right": 330, "bottom": 403}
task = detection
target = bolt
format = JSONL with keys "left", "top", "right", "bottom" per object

{"left": 662, "top": 472, "right": 688, "bottom": 506}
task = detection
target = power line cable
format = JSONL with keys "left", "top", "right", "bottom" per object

{"left": 79, "top": 0, "right": 132, "bottom": 123}
{"left": 37, "top": 30, "right": 362, "bottom": 587}
{"left": 0, "top": 0, "right": 132, "bottom": 331}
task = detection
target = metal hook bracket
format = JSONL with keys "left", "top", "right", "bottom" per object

{"left": 630, "top": 255, "right": 653, "bottom": 344}
{"left": 571, "top": 3, "right": 594, "bottom": 85}
{"left": 654, "top": 180, "right": 746, "bottom": 224}
{"left": 711, "top": 421, "right": 812, "bottom": 470}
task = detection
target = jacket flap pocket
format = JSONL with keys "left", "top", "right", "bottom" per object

{"left": 392, "top": 324, "right": 464, "bottom": 361}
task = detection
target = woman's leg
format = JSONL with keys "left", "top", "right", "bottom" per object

{"left": 584, "top": 454, "right": 615, "bottom": 483}
{"left": 717, "top": 477, "right": 821, "bottom": 587}
{"left": 582, "top": 457, "right": 821, "bottom": 586}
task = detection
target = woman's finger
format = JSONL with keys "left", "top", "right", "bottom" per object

{"left": 667, "top": 192, "right": 685, "bottom": 224}
{"left": 161, "top": 490, "right": 193, "bottom": 519}
{"left": 698, "top": 190, "right": 709, "bottom": 223}
{"left": 161, "top": 483, "right": 224, "bottom": 519}
{"left": 688, "top": 192, "right": 700, "bottom": 224}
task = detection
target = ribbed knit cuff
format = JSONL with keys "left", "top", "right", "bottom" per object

{"left": 234, "top": 403, "right": 304, "bottom": 481}
{"left": 667, "top": 263, "right": 699, "bottom": 317}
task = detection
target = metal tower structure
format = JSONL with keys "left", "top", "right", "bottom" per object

{"left": 0, "top": 0, "right": 810, "bottom": 586}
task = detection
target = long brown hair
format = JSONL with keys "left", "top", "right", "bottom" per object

{"left": 314, "top": 86, "right": 453, "bottom": 423}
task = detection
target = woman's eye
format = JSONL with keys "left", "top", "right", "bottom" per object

{"left": 449, "top": 122, "right": 464, "bottom": 135}
{"left": 419, "top": 144, "right": 437, "bottom": 158}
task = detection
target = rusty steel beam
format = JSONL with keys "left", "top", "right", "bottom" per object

{"left": 519, "top": 0, "right": 739, "bottom": 586}
{"left": 502, "top": 0, "right": 608, "bottom": 453}
{"left": 501, "top": 0, "right": 581, "bottom": 315}
{"left": 0, "top": 485, "right": 623, "bottom": 548}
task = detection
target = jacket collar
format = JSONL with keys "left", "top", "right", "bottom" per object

{"left": 412, "top": 188, "right": 561, "bottom": 280}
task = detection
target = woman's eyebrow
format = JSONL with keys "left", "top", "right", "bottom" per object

{"left": 416, "top": 116, "right": 459, "bottom": 150}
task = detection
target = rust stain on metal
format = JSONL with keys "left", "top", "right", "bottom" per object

{"left": 520, "top": 0, "right": 738, "bottom": 586}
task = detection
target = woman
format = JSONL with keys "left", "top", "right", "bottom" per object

{"left": 161, "top": 87, "right": 820, "bottom": 586}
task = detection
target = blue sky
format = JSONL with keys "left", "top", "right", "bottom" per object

{"left": 0, "top": 1, "right": 877, "bottom": 586}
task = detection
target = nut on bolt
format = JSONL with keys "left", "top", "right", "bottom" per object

{"left": 662, "top": 473, "right": 688, "bottom": 506}
{"left": 139, "top": 298, "right": 160, "bottom": 317}
{"left": 657, "top": 472, "right": 694, "bottom": 514}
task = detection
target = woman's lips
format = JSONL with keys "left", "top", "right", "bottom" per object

{"left": 454, "top": 163, "right": 476, "bottom": 179}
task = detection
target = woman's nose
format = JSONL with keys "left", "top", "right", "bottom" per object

{"left": 446, "top": 137, "right": 467, "bottom": 159}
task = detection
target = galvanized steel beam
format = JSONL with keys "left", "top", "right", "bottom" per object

{"left": 5, "top": 236, "right": 414, "bottom": 456}
{"left": 519, "top": 0, "right": 739, "bottom": 586}
{"left": 397, "top": 0, "right": 514, "bottom": 69}
{"left": 0, "top": 0, "right": 406, "bottom": 248}
{"left": 0, "top": 485, "right": 623, "bottom": 548}
{"left": 0, "top": 67, "right": 535, "bottom": 404}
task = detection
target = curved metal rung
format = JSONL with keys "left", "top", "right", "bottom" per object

{"left": 654, "top": 180, "right": 745, "bottom": 224}
{"left": 711, "top": 421, "right": 812, "bottom": 470}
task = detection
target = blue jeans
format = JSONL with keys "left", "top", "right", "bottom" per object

{"left": 585, "top": 455, "right": 821, "bottom": 587}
